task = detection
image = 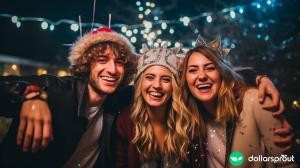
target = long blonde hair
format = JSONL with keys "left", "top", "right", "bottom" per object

{"left": 180, "top": 46, "right": 246, "bottom": 137}
{"left": 131, "top": 72, "right": 199, "bottom": 161}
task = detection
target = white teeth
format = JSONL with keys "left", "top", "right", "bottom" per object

{"left": 101, "top": 76, "right": 118, "bottom": 81}
{"left": 197, "top": 84, "right": 212, "bottom": 89}
{"left": 149, "top": 92, "right": 163, "bottom": 97}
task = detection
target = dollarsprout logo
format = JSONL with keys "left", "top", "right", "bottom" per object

{"left": 229, "top": 151, "right": 244, "bottom": 166}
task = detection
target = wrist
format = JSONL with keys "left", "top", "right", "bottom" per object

{"left": 23, "top": 85, "right": 48, "bottom": 101}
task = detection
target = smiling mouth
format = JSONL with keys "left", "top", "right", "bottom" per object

{"left": 196, "top": 83, "right": 212, "bottom": 90}
{"left": 100, "top": 75, "right": 119, "bottom": 82}
{"left": 148, "top": 91, "right": 164, "bottom": 99}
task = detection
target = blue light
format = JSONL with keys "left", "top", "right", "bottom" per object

{"left": 136, "top": 1, "right": 141, "bottom": 6}
{"left": 256, "top": 3, "right": 261, "bottom": 9}
{"left": 257, "top": 34, "right": 262, "bottom": 39}
{"left": 264, "top": 35, "right": 270, "bottom": 41}
{"left": 230, "top": 43, "right": 236, "bottom": 49}
{"left": 138, "top": 7, "right": 144, "bottom": 11}
{"left": 239, "top": 8, "right": 244, "bottom": 14}
{"left": 267, "top": 0, "right": 272, "bottom": 5}
{"left": 258, "top": 23, "right": 263, "bottom": 28}
{"left": 230, "top": 11, "right": 236, "bottom": 19}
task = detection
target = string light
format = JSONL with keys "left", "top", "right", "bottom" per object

{"left": 239, "top": 8, "right": 244, "bottom": 14}
{"left": 130, "top": 36, "right": 137, "bottom": 43}
{"left": 230, "top": 11, "right": 236, "bottom": 19}
{"left": 50, "top": 24, "right": 55, "bottom": 31}
{"left": 41, "top": 21, "right": 48, "bottom": 30}
{"left": 70, "top": 23, "right": 79, "bottom": 32}
{"left": 121, "top": 26, "right": 127, "bottom": 32}
{"left": 161, "top": 22, "right": 167, "bottom": 29}
{"left": 126, "top": 30, "right": 133, "bottom": 37}
{"left": 11, "top": 16, "right": 18, "bottom": 23}
{"left": 138, "top": 14, "right": 143, "bottom": 19}
{"left": 182, "top": 16, "right": 190, "bottom": 26}
{"left": 0, "top": 1, "right": 278, "bottom": 33}
{"left": 206, "top": 15, "right": 212, "bottom": 23}
{"left": 169, "top": 28, "right": 174, "bottom": 34}
{"left": 16, "top": 21, "right": 21, "bottom": 28}
{"left": 136, "top": 1, "right": 141, "bottom": 6}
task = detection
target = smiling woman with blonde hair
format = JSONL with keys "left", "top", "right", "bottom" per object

{"left": 115, "top": 44, "right": 202, "bottom": 168}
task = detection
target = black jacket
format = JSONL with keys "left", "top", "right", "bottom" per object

{"left": 0, "top": 75, "right": 133, "bottom": 168}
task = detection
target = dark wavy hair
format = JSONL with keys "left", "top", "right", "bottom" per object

{"left": 69, "top": 41, "right": 136, "bottom": 87}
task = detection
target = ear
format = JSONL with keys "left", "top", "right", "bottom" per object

{"left": 209, "top": 36, "right": 221, "bottom": 49}
{"left": 142, "top": 44, "right": 149, "bottom": 53}
{"left": 195, "top": 34, "right": 207, "bottom": 46}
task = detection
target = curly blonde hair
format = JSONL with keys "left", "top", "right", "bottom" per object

{"left": 131, "top": 72, "right": 199, "bottom": 161}
{"left": 69, "top": 41, "right": 136, "bottom": 87}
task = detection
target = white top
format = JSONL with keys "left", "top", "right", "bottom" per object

{"left": 64, "top": 106, "right": 103, "bottom": 168}
{"left": 206, "top": 121, "right": 226, "bottom": 168}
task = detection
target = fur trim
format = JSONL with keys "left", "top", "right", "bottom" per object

{"left": 69, "top": 31, "right": 136, "bottom": 64}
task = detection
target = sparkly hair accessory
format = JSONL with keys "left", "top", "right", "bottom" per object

{"left": 135, "top": 43, "right": 185, "bottom": 80}
{"left": 195, "top": 35, "right": 230, "bottom": 57}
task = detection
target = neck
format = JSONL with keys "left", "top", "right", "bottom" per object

{"left": 147, "top": 105, "right": 167, "bottom": 125}
{"left": 202, "top": 100, "right": 217, "bottom": 118}
{"left": 87, "top": 84, "right": 107, "bottom": 107}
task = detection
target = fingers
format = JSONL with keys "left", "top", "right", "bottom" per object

{"left": 257, "top": 84, "right": 266, "bottom": 103}
{"left": 261, "top": 90, "right": 280, "bottom": 110}
{"left": 31, "top": 118, "right": 42, "bottom": 152}
{"left": 271, "top": 100, "right": 285, "bottom": 116}
{"left": 23, "top": 118, "right": 33, "bottom": 152}
{"left": 17, "top": 117, "right": 27, "bottom": 145}
{"left": 274, "top": 127, "right": 291, "bottom": 136}
{"left": 41, "top": 118, "right": 53, "bottom": 149}
{"left": 273, "top": 135, "right": 293, "bottom": 146}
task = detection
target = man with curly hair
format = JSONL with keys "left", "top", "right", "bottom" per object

{"left": 0, "top": 27, "right": 137, "bottom": 168}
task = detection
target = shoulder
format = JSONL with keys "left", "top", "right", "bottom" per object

{"left": 243, "top": 88, "right": 272, "bottom": 106}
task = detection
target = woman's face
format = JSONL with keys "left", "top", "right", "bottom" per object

{"left": 141, "top": 65, "right": 173, "bottom": 109}
{"left": 185, "top": 52, "right": 221, "bottom": 104}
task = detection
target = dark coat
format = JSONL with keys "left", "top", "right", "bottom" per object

{"left": 0, "top": 75, "right": 130, "bottom": 168}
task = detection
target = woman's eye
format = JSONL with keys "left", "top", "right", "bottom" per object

{"left": 206, "top": 66, "right": 216, "bottom": 71}
{"left": 188, "top": 69, "right": 197, "bottom": 73}
{"left": 162, "top": 78, "right": 171, "bottom": 83}
{"left": 145, "top": 76, "right": 153, "bottom": 80}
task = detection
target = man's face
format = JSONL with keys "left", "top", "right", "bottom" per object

{"left": 88, "top": 45, "right": 125, "bottom": 95}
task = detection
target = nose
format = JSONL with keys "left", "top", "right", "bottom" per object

{"left": 197, "top": 69, "right": 207, "bottom": 81}
{"left": 152, "top": 78, "right": 162, "bottom": 89}
{"left": 106, "top": 59, "right": 117, "bottom": 74}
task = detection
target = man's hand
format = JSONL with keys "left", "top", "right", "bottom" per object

{"left": 17, "top": 99, "right": 53, "bottom": 152}
{"left": 257, "top": 76, "right": 284, "bottom": 116}
{"left": 273, "top": 120, "right": 294, "bottom": 153}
